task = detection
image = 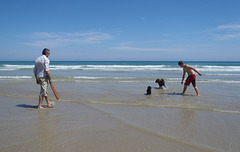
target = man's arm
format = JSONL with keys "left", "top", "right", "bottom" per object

{"left": 34, "top": 74, "right": 39, "bottom": 84}
{"left": 189, "top": 66, "right": 202, "bottom": 76}
{"left": 46, "top": 71, "right": 52, "bottom": 84}
{"left": 44, "top": 58, "right": 52, "bottom": 83}
{"left": 33, "top": 65, "right": 39, "bottom": 84}
{"left": 181, "top": 70, "right": 186, "bottom": 84}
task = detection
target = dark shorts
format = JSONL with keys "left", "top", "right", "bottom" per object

{"left": 185, "top": 74, "right": 196, "bottom": 87}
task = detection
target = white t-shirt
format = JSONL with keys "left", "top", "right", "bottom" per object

{"left": 34, "top": 55, "right": 50, "bottom": 78}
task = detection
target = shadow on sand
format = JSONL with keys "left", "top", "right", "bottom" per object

{"left": 16, "top": 104, "right": 54, "bottom": 109}
{"left": 16, "top": 104, "right": 38, "bottom": 109}
{"left": 166, "top": 92, "right": 195, "bottom": 96}
{"left": 167, "top": 92, "right": 183, "bottom": 95}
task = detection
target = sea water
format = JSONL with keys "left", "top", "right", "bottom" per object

{"left": 1, "top": 61, "right": 240, "bottom": 152}
{"left": 0, "top": 61, "right": 240, "bottom": 113}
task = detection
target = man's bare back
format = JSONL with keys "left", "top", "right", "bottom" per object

{"left": 183, "top": 65, "right": 197, "bottom": 76}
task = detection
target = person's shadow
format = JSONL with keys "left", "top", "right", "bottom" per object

{"left": 16, "top": 104, "right": 54, "bottom": 109}
{"left": 167, "top": 92, "right": 183, "bottom": 95}
{"left": 16, "top": 104, "right": 38, "bottom": 109}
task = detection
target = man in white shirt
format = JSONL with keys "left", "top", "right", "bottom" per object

{"left": 34, "top": 48, "right": 54, "bottom": 109}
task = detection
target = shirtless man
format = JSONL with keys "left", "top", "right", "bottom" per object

{"left": 178, "top": 61, "right": 202, "bottom": 96}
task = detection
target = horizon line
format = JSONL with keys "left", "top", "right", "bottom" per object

{"left": 0, "top": 60, "right": 240, "bottom": 62}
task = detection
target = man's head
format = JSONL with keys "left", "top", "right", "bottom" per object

{"left": 42, "top": 48, "right": 50, "bottom": 57}
{"left": 178, "top": 61, "right": 184, "bottom": 67}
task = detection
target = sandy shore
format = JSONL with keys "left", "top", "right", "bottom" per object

{"left": 0, "top": 82, "right": 240, "bottom": 152}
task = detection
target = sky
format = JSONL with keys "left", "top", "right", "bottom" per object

{"left": 0, "top": 0, "right": 240, "bottom": 61}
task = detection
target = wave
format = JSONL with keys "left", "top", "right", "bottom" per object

{"left": 205, "top": 73, "right": 240, "bottom": 76}
{"left": 1, "top": 64, "right": 240, "bottom": 72}
{"left": 0, "top": 64, "right": 178, "bottom": 71}
{"left": 0, "top": 65, "right": 34, "bottom": 71}
{"left": 0, "top": 76, "right": 33, "bottom": 79}
{"left": 73, "top": 76, "right": 135, "bottom": 80}
{"left": 198, "top": 66, "right": 240, "bottom": 72}
{"left": 50, "top": 65, "right": 175, "bottom": 71}
{"left": 165, "top": 78, "right": 240, "bottom": 84}
{"left": 72, "top": 77, "right": 240, "bottom": 84}
{"left": 0, "top": 75, "right": 239, "bottom": 84}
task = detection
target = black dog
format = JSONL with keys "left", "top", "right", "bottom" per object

{"left": 146, "top": 86, "right": 152, "bottom": 95}
{"left": 155, "top": 79, "right": 166, "bottom": 89}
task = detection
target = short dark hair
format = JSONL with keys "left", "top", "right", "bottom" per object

{"left": 42, "top": 48, "right": 50, "bottom": 55}
{"left": 178, "top": 61, "right": 184, "bottom": 66}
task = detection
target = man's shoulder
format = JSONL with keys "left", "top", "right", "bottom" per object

{"left": 40, "top": 55, "right": 49, "bottom": 61}
{"left": 35, "top": 55, "right": 42, "bottom": 62}
{"left": 36, "top": 55, "right": 45, "bottom": 59}
{"left": 35, "top": 55, "right": 49, "bottom": 63}
{"left": 183, "top": 65, "right": 192, "bottom": 71}
{"left": 184, "top": 64, "right": 192, "bottom": 68}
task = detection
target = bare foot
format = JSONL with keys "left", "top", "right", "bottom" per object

{"left": 38, "top": 106, "right": 45, "bottom": 109}
{"left": 48, "top": 101, "right": 54, "bottom": 107}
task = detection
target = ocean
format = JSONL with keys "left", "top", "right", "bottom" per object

{"left": 0, "top": 61, "right": 240, "bottom": 113}
{"left": 1, "top": 61, "right": 240, "bottom": 152}
{"left": 1, "top": 61, "right": 240, "bottom": 83}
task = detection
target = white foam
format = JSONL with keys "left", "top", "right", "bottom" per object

{"left": 1, "top": 64, "right": 240, "bottom": 72}
{"left": 0, "top": 64, "right": 34, "bottom": 71}
{"left": 213, "top": 109, "right": 240, "bottom": 114}
{"left": 166, "top": 78, "right": 240, "bottom": 84}
{"left": 49, "top": 64, "right": 239, "bottom": 72}
{"left": 73, "top": 76, "right": 136, "bottom": 80}
{"left": 203, "top": 79, "right": 240, "bottom": 84}
{"left": 51, "top": 65, "right": 171, "bottom": 71}
{"left": 205, "top": 73, "right": 240, "bottom": 76}
{"left": 0, "top": 76, "right": 32, "bottom": 79}
{"left": 198, "top": 66, "right": 240, "bottom": 72}
{"left": 74, "top": 76, "right": 105, "bottom": 79}
{"left": 71, "top": 76, "right": 240, "bottom": 84}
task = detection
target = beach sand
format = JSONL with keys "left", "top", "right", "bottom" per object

{"left": 0, "top": 82, "right": 240, "bottom": 152}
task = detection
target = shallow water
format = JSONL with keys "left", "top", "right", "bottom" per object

{"left": 0, "top": 61, "right": 240, "bottom": 151}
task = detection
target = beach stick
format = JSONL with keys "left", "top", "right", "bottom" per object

{"left": 50, "top": 83, "right": 59, "bottom": 100}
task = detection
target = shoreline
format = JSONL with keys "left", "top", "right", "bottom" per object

{"left": 1, "top": 94, "right": 240, "bottom": 152}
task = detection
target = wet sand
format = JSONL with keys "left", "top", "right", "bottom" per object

{"left": 0, "top": 82, "right": 240, "bottom": 152}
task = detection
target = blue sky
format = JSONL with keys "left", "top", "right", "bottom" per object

{"left": 0, "top": 0, "right": 240, "bottom": 61}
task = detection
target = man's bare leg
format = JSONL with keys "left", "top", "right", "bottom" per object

{"left": 182, "top": 85, "right": 187, "bottom": 94}
{"left": 44, "top": 96, "right": 54, "bottom": 107}
{"left": 38, "top": 95, "right": 44, "bottom": 109}
{"left": 194, "top": 86, "right": 200, "bottom": 96}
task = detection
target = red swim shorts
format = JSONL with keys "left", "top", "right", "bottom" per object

{"left": 185, "top": 74, "right": 196, "bottom": 87}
